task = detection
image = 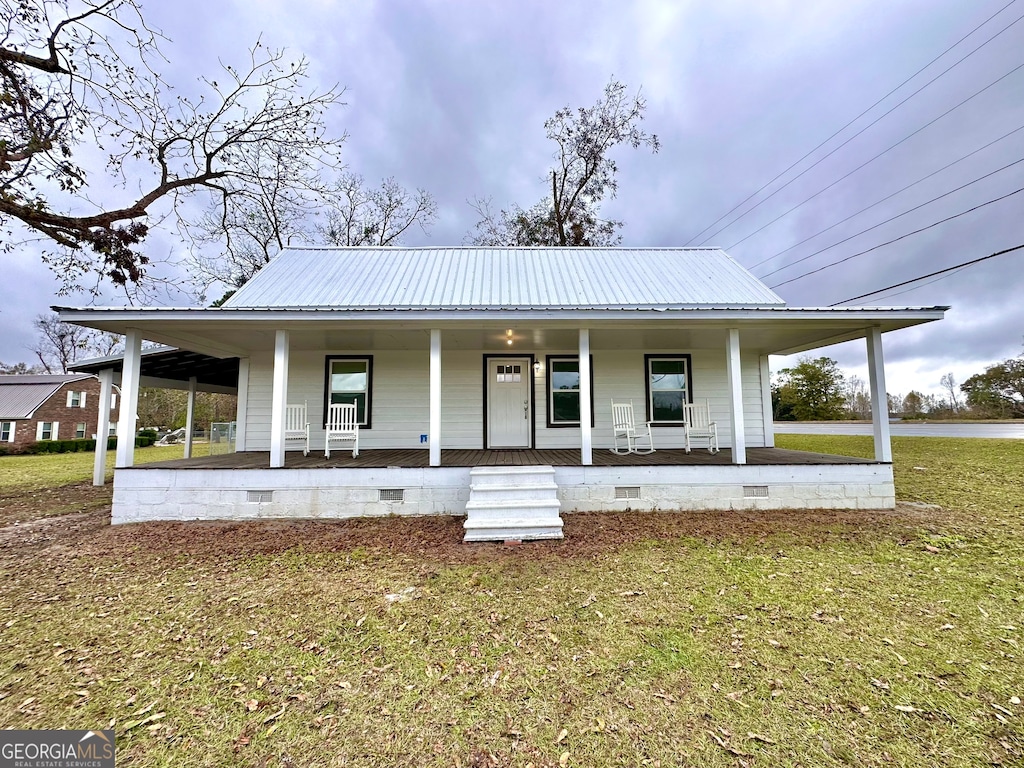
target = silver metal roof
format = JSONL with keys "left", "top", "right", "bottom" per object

{"left": 223, "top": 247, "right": 787, "bottom": 310}
{"left": 0, "top": 374, "right": 91, "bottom": 419}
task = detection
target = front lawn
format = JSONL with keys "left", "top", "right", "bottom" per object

{"left": 0, "top": 436, "right": 1021, "bottom": 766}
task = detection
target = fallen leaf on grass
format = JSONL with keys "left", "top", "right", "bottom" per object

{"left": 123, "top": 711, "right": 165, "bottom": 731}
{"left": 870, "top": 678, "right": 890, "bottom": 691}
{"left": 559, "top": 751, "right": 570, "bottom": 766}
{"left": 262, "top": 704, "right": 287, "bottom": 724}
{"left": 939, "top": 624, "right": 955, "bottom": 631}
{"left": 707, "top": 730, "right": 751, "bottom": 757}
{"left": 556, "top": 728, "right": 568, "bottom": 744}
{"left": 245, "top": 699, "right": 260, "bottom": 712}
{"left": 924, "top": 545, "right": 941, "bottom": 554}
{"left": 746, "top": 732, "right": 776, "bottom": 745}
{"left": 894, "top": 705, "right": 920, "bottom": 713}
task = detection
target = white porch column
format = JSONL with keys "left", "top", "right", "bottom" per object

{"left": 270, "top": 330, "right": 290, "bottom": 468}
{"left": 429, "top": 329, "right": 441, "bottom": 467}
{"left": 759, "top": 354, "right": 775, "bottom": 448}
{"left": 115, "top": 330, "right": 142, "bottom": 468}
{"left": 234, "top": 357, "right": 250, "bottom": 452}
{"left": 578, "top": 328, "right": 593, "bottom": 466}
{"left": 92, "top": 367, "right": 114, "bottom": 486}
{"left": 726, "top": 328, "right": 746, "bottom": 465}
{"left": 866, "top": 326, "right": 893, "bottom": 462}
{"left": 184, "top": 376, "right": 198, "bottom": 459}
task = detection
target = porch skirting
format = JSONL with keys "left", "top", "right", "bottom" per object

{"left": 110, "top": 463, "right": 895, "bottom": 524}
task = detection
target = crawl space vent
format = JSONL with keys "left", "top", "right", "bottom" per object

{"left": 247, "top": 490, "right": 273, "bottom": 503}
{"left": 379, "top": 488, "right": 405, "bottom": 502}
{"left": 614, "top": 486, "right": 641, "bottom": 500}
{"left": 743, "top": 485, "right": 770, "bottom": 498}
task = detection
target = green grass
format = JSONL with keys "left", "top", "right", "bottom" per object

{"left": 1, "top": 436, "right": 1022, "bottom": 766}
{"left": 0, "top": 444, "right": 202, "bottom": 490}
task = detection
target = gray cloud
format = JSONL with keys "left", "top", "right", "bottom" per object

{"left": 2, "top": 0, "right": 1021, "bottom": 396}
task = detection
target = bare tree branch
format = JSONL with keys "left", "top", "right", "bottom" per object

{"left": 1, "top": 0, "right": 345, "bottom": 291}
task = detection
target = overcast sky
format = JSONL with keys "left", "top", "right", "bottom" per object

{"left": 4, "top": 0, "right": 1023, "bottom": 397}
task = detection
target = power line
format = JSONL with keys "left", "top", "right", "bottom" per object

{"left": 829, "top": 243, "right": 1024, "bottom": 305}
{"left": 723, "top": 58, "right": 1024, "bottom": 253}
{"left": 856, "top": 267, "right": 969, "bottom": 303}
{"left": 747, "top": 122, "right": 1024, "bottom": 271}
{"left": 757, "top": 155, "right": 1024, "bottom": 280}
{"left": 687, "top": 3, "right": 1024, "bottom": 247}
{"left": 685, "top": 0, "right": 1020, "bottom": 245}
{"left": 768, "top": 185, "right": 1024, "bottom": 289}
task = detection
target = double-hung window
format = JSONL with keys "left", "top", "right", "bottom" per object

{"left": 67, "top": 390, "right": 86, "bottom": 408}
{"left": 75, "top": 423, "right": 87, "bottom": 439}
{"left": 325, "top": 356, "right": 373, "bottom": 427}
{"left": 37, "top": 421, "right": 57, "bottom": 441}
{"left": 545, "top": 355, "right": 594, "bottom": 427}
{"left": 645, "top": 355, "right": 692, "bottom": 424}
{"left": 1, "top": 421, "right": 13, "bottom": 442}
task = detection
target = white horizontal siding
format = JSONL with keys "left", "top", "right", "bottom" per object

{"left": 242, "top": 342, "right": 770, "bottom": 452}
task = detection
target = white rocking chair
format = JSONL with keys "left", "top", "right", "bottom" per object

{"left": 325, "top": 402, "right": 359, "bottom": 458}
{"left": 284, "top": 401, "right": 310, "bottom": 456}
{"left": 610, "top": 399, "right": 655, "bottom": 455}
{"left": 683, "top": 399, "right": 719, "bottom": 454}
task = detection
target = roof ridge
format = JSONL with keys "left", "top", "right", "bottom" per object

{"left": 278, "top": 245, "right": 725, "bottom": 252}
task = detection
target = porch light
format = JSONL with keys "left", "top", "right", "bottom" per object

{"left": 533, "top": 361, "right": 542, "bottom": 374}
{"left": 506, "top": 329, "right": 514, "bottom": 345}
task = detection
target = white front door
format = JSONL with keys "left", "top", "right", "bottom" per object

{"left": 487, "top": 358, "right": 531, "bottom": 448}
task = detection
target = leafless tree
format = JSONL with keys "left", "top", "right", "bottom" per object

{"left": 939, "top": 372, "right": 961, "bottom": 414}
{"left": 0, "top": 0, "right": 344, "bottom": 292}
{"left": 844, "top": 375, "right": 871, "bottom": 419}
{"left": 468, "top": 78, "right": 658, "bottom": 246}
{"left": 29, "top": 311, "right": 121, "bottom": 372}
{"left": 320, "top": 173, "right": 437, "bottom": 247}
{"left": 30, "top": 313, "right": 90, "bottom": 373}
{"left": 190, "top": 144, "right": 329, "bottom": 300}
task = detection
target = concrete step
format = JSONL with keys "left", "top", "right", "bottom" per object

{"left": 469, "top": 466, "right": 556, "bottom": 486}
{"left": 464, "top": 465, "right": 563, "bottom": 543}
{"left": 468, "top": 484, "right": 559, "bottom": 502}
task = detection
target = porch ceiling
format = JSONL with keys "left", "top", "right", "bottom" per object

{"left": 55, "top": 307, "right": 946, "bottom": 359}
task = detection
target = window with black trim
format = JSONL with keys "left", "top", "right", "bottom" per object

{"left": 325, "top": 356, "right": 373, "bottom": 427}
{"left": 645, "top": 354, "right": 692, "bottom": 424}
{"left": 546, "top": 355, "right": 595, "bottom": 428}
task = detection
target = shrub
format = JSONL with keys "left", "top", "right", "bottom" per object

{"left": 138, "top": 429, "right": 158, "bottom": 441}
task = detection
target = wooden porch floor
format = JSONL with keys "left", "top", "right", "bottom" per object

{"left": 139, "top": 447, "right": 876, "bottom": 470}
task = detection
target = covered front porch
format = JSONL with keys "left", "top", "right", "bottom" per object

{"left": 138, "top": 446, "right": 875, "bottom": 469}
{"left": 110, "top": 445, "right": 895, "bottom": 526}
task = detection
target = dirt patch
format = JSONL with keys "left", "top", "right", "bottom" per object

{"left": 0, "top": 481, "right": 112, "bottom": 526}
{"left": 0, "top": 487, "right": 941, "bottom": 567}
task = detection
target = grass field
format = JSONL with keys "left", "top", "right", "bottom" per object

{"left": 0, "top": 436, "right": 1021, "bottom": 766}
{"left": 0, "top": 444, "right": 212, "bottom": 491}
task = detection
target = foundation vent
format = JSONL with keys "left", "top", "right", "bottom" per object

{"left": 743, "top": 485, "right": 769, "bottom": 498}
{"left": 379, "top": 488, "right": 405, "bottom": 502}
{"left": 614, "top": 486, "right": 641, "bottom": 500}
{"left": 247, "top": 490, "right": 273, "bottom": 503}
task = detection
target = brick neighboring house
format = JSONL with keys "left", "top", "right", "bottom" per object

{"left": 0, "top": 374, "right": 118, "bottom": 452}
